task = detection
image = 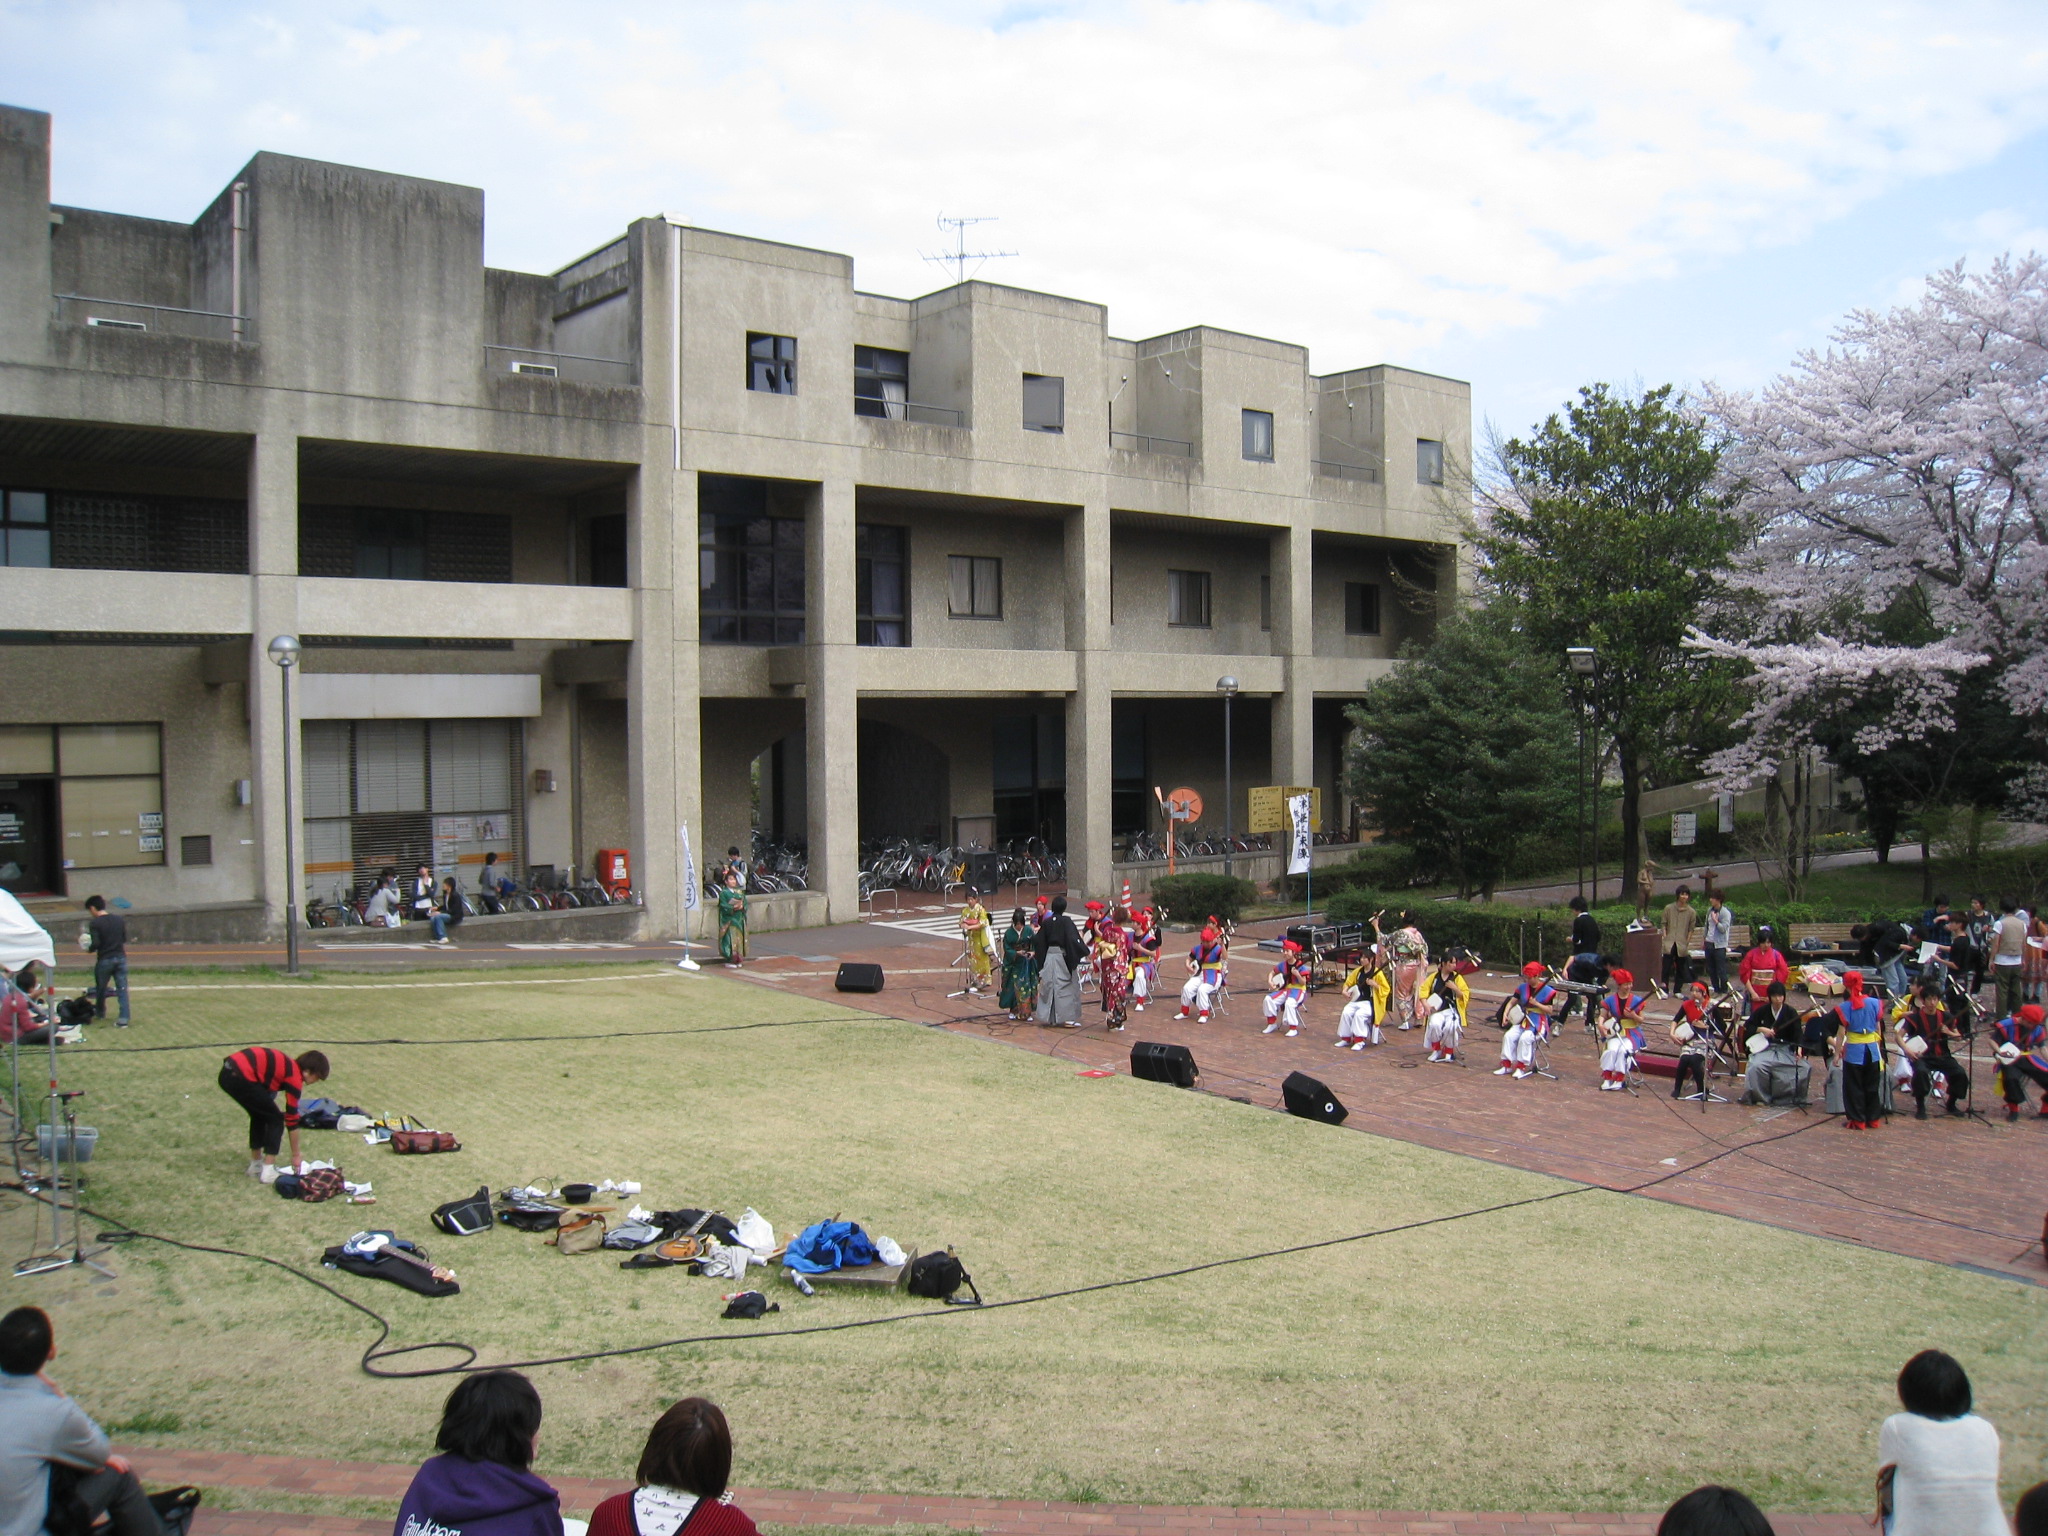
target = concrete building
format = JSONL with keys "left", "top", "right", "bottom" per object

{"left": 0, "top": 104, "right": 1468, "bottom": 938}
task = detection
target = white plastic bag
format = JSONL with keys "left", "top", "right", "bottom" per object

{"left": 735, "top": 1208, "right": 774, "bottom": 1251}
{"left": 875, "top": 1235, "right": 907, "bottom": 1267}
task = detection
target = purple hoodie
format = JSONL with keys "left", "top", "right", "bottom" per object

{"left": 391, "top": 1454, "right": 564, "bottom": 1536}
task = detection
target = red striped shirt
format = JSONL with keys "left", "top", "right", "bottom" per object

{"left": 226, "top": 1047, "right": 306, "bottom": 1126}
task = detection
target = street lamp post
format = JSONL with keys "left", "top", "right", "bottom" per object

{"left": 267, "top": 634, "right": 302, "bottom": 977}
{"left": 1565, "top": 647, "right": 1598, "bottom": 907}
{"left": 1217, "top": 676, "right": 1239, "bottom": 878}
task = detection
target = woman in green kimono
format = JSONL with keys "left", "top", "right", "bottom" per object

{"left": 999, "top": 907, "right": 1038, "bottom": 1020}
{"left": 716, "top": 870, "right": 749, "bottom": 968}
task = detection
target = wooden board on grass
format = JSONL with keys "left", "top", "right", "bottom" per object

{"left": 808, "top": 1248, "right": 918, "bottom": 1288}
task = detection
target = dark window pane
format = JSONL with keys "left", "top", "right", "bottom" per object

{"left": 1022, "top": 373, "right": 1064, "bottom": 432}
{"left": 6, "top": 528, "right": 51, "bottom": 567}
{"left": 8, "top": 491, "right": 47, "bottom": 524}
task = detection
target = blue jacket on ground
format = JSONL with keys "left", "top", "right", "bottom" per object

{"left": 391, "top": 1453, "right": 564, "bottom": 1536}
{"left": 782, "top": 1219, "right": 879, "bottom": 1274}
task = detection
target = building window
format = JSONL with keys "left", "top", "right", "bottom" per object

{"left": 1167, "top": 569, "right": 1211, "bottom": 628}
{"left": 1345, "top": 581, "right": 1381, "bottom": 636}
{"left": 1416, "top": 438, "right": 1445, "bottom": 485}
{"left": 0, "top": 490, "right": 51, "bottom": 568}
{"left": 856, "top": 524, "right": 909, "bottom": 647}
{"left": 352, "top": 508, "right": 427, "bottom": 580}
{"left": 586, "top": 513, "right": 627, "bottom": 587}
{"left": 698, "top": 478, "right": 805, "bottom": 644}
{"left": 854, "top": 346, "right": 910, "bottom": 419}
{"left": 1260, "top": 575, "right": 1270, "bottom": 632}
{"left": 948, "top": 555, "right": 1002, "bottom": 619}
{"left": 747, "top": 332, "right": 798, "bottom": 394}
{"left": 1242, "top": 409, "right": 1274, "bottom": 462}
{"left": 1022, "top": 373, "right": 1064, "bottom": 433}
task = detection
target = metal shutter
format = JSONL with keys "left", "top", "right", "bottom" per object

{"left": 353, "top": 721, "right": 426, "bottom": 813}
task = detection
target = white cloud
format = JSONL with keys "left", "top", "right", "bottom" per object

{"left": 4, "top": 0, "right": 2048, "bottom": 371}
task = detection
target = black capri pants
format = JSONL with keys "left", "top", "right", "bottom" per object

{"left": 218, "top": 1062, "right": 285, "bottom": 1154}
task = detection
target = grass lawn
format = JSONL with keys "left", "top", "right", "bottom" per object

{"left": 15, "top": 965, "right": 2044, "bottom": 1515}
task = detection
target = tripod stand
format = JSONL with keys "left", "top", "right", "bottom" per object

{"left": 17, "top": 1090, "right": 114, "bottom": 1280}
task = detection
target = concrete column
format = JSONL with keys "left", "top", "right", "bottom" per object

{"left": 668, "top": 466, "right": 702, "bottom": 942}
{"left": 806, "top": 479, "right": 859, "bottom": 921}
{"left": 626, "top": 454, "right": 683, "bottom": 937}
{"left": 1064, "top": 502, "right": 1113, "bottom": 902}
{"left": 246, "top": 430, "right": 300, "bottom": 936}
{"left": 1269, "top": 522, "right": 1315, "bottom": 811}
{"left": 0, "top": 107, "right": 51, "bottom": 365}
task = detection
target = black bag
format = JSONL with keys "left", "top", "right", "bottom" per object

{"left": 433, "top": 1185, "right": 493, "bottom": 1236}
{"left": 721, "top": 1290, "right": 779, "bottom": 1319}
{"left": 151, "top": 1487, "right": 204, "bottom": 1536}
{"left": 906, "top": 1249, "right": 981, "bottom": 1304}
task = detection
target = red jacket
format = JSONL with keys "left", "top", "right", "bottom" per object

{"left": 1738, "top": 945, "right": 1789, "bottom": 999}
{"left": 588, "top": 1492, "right": 759, "bottom": 1536}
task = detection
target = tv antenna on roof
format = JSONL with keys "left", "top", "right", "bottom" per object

{"left": 922, "top": 214, "right": 1017, "bottom": 286}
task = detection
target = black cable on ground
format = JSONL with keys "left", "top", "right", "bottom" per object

{"left": 46, "top": 1109, "right": 1840, "bottom": 1383}
{"left": 67, "top": 1014, "right": 885, "bottom": 1055}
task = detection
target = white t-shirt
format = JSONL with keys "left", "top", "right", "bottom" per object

{"left": 1878, "top": 1412, "right": 2006, "bottom": 1536}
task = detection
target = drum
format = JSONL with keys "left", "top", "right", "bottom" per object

{"left": 1673, "top": 1021, "right": 1695, "bottom": 1043}
{"left": 1902, "top": 1034, "right": 1929, "bottom": 1059}
{"left": 1995, "top": 1041, "right": 2021, "bottom": 1065}
{"left": 1745, "top": 1031, "right": 1772, "bottom": 1057}
{"left": 1501, "top": 1000, "right": 1528, "bottom": 1031}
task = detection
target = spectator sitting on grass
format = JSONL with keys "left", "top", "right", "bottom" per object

{"left": 2014, "top": 1480, "right": 2048, "bottom": 1536}
{"left": 1656, "top": 1485, "right": 1773, "bottom": 1535}
{"left": 393, "top": 1371, "right": 564, "bottom": 1536}
{"left": 1877, "top": 1348, "right": 2007, "bottom": 1536}
{"left": 0, "top": 1305, "right": 168, "bottom": 1535}
{"left": 589, "top": 1397, "right": 758, "bottom": 1536}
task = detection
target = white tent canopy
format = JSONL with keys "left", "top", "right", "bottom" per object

{"left": 0, "top": 890, "right": 56, "bottom": 973}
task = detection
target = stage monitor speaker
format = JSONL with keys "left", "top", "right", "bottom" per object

{"left": 1281, "top": 1071, "right": 1347, "bottom": 1125}
{"left": 835, "top": 962, "right": 885, "bottom": 994}
{"left": 1129, "top": 1040, "right": 1198, "bottom": 1087}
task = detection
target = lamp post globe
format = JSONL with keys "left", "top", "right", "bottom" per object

{"left": 267, "top": 634, "right": 301, "bottom": 670}
{"left": 267, "top": 635, "right": 302, "bottom": 974}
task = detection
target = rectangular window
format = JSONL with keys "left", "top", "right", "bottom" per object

{"left": 1241, "top": 409, "right": 1274, "bottom": 462}
{"left": 747, "top": 332, "right": 798, "bottom": 394}
{"left": 1, "top": 490, "right": 51, "bottom": 568}
{"left": 1260, "top": 575, "right": 1271, "bottom": 632}
{"left": 947, "top": 555, "right": 1002, "bottom": 619}
{"left": 54, "top": 723, "right": 165, "bottom": 870}
{"left": 1416, "top": 438, "right": 1445, "bottom": 485}
{"left": 1345, "top": 581, "right": 1381, "bottom": 635}
{"left": 856, "top": 524, "right": 909, "bottom": 647}
{"left": 698, "top": 477, "right": 806, "bottom": 644}
{"left": 1021, "top": 373, "right": 1064, "bottom": 433}
{"left": 1167, "top": 569, "right": 1211, "bottom": 628}
{"left": 353, "top": 508, "right": 427, "bottom": 581}
{"left": 854, "top": 346, "right": 910, "bottom": 420}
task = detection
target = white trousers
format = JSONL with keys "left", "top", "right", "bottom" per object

{"left": 1179, "top": 978, "right": 1217, "bottom": 1013}
{"left": 1423, "top": 1007, "right": 1463, "bottom": 1053}
{"left": 1599, "top": 1036, "right": 1636, "bottom": 1076}
{"left": 1264, "top": 992, "right": 1303, "bottom": 1030}
{"left": 1502, "top": 1023, "right": 1538, "bottom": 1066}
{"left": 1338, "top": 999, "right": 1380, "bottom": 1043}
{"left": 1133, "top": 967, "right": 1150, "bottom": 1000}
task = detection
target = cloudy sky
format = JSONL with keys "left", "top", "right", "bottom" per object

{"left": 5, "top": 0, "right": 2047, "bottom": 435}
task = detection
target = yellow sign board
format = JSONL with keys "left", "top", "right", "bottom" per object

{"left": 1247, "top": 785, "right": 1321, "bottom": 834}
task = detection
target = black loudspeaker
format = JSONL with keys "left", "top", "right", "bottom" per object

{"left": 966, "top": 851, "right": 1002, "bottom": 896}
{"left": 1281, "top": 1071, "right": 1347, "bottom": 1125}
{"left": 835, "top": 962, "right": 885, "bottom": 994}
{"left": 1129, "top": 1041, "right": 1198, "bottom": 1087}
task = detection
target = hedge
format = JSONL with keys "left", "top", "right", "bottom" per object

{"left": 1149, "top": 872, "right": 1259, "bottom": 924}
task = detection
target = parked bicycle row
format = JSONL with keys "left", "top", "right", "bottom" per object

{"left": 306, "top": 860, "right": 633, "bottom": 929}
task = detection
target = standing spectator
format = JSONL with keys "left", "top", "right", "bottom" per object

{"left": 1557, "top": 896, "right": 1603, "bottom": 1027}
{"left": 1701, "top": 891, "right": 1733, "bottom": 994}
{"left": 1658, "top": 886, "right": 1699, "bottom": 989}
{"left": 1853, "top": 918, "right": 1914, "bottom": 1000}
{"left": 364, "top": 869, "right": 402, "bottom": 928}
{"left": 715, "top": 870, "right": 748, "bottom": 969}
{"left": 1737, "top": 926, "right": 1789, "bottom": 1010}
{"left": 479, "top": 851, "right": 515, "bottom": 900}
{"left": 1990, "top": 898, "right": 2028, "bottom": 1017}
{"left": 217, "top": 1047, "right": 329, "bottom": 1183}
{"left": 1876, "top": 1349, "right": 2007, "bottom": 1536}
{"left": 393, "top": 1371, "right": 564, "bottom": 1536}
{"left": 1916, "top": 895, "right": 1952, "bottom": 947}
{"left": 1961, "top": 896, "right": 1993, "bottom": 994}
{"left": 1655, "top": 1485, "right": 1773, "bottom": 1535}
{"left": 0, "top": 1305, "right": 171, "bottom": 1535}
{"left": 2023, "top": 906, "right": 2047, "bottom": 1006}
{"left": 1033, "top": 895, "right": 1085, "bottom": 1028}
{"left": 82, "top": 896, "right": 128, "bottom": 1028}
{"left": 588, "top": 1397, "right": 760, "bottom": 1536}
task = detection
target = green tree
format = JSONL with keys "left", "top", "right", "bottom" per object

{"left": 1475, "top": 383, "right": 1746, "bottom": 898}
{"left": 1344, "top": 608, "right": 1576, "bottom": 900}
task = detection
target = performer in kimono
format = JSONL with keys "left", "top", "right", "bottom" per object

{"left": 959, "top": 894, "right": 996, "bottom": 995}
{"left": 999, "top": 906, "right": 1039, "bottom": 1021}
{"left": 1597, "top": 968, "right": 1647, "bottom": 1090}
{"left": 715, "top": 870, "right": 748, "bottom": 968}
{"left": 1496, "top": 962, "right": 1556, "bottom": 1077}
{"left": 1176, "top": 922, "right": 1229, "bottom": 1022}
{"left": 1422, "top": 953, "right": 1469, "bottom": 1062}
{"left": 1096, "top": 907, "right": 1134, "bottom": 1029}
{"left": 1380, "top": 913, "right": 1430, "bottom": 1029}
{"left": 1337, "top": 952, "right": 1388, "bottom": 1050}
{"left": 1262, "top": 940, "right": 1309, "bottom": 1036}
{"left": 1129, "top": 907, "right": 1162, "bottom": 1012}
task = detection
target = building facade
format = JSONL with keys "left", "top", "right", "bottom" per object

{"left": 0, "top": 104, "right": 1469, "bottom": 936}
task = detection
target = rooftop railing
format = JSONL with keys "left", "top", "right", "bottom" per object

{"left": 485, "top": 344, "right": 636, "bottom": 386}
{"left": 56, "top": 294, "right": 247, "bottom": 343}
{"left": 854, "top": 399, "right": 966, "bottom": 427}
{"left": 1110, "top": 430, "right": 1194, "bottom": 457}
{"left": 1312, "top": 459, "right": 1381, "bottom": 483}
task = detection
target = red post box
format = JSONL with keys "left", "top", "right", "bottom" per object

{"left": 595, "top": 847, "right": 631, "bottom": 899}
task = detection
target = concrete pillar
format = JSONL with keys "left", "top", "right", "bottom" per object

{"left": 0, "top": 107, "right": 50, "bottom": 364}
{"left": 626, "top": 456, "right": 683, "bottom": 937}
{"left": 1269, "top": 522, "right": 1315, "bottom": 814}
{"left": 246, "top": 430, "right": 300, "bottom": 935}
{"left": 1064, "top": 503, "right": 1113, "bottom": 901}
{"left": 806, "top": 479, "right": 859, "bottom": 921}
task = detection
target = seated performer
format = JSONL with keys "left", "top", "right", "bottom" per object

{"left": 1129, "top": 907, "right": 1162, "bottom": 1012}
{"left": 1738, "top": 926, "right": 1790, "bottom": 1011}
{"left": 1337, "top": 954, "right": 1389, "bottom": 1050}
{"left": 1992, "top": 1002, "right": 2048, "bottom": 1122}
{"left": 1741, "top": 980, "right": 1810, "bottom": 1105}
{"left": 1422, "top": 954, "right": 1469, "bottom": 1062}
{"left": 1597, "top": 968, "right": 1647, "bottom": 1090}
{"left": 1175, "top": 923, "right": 1228, "bottom": 1023}
{"left": 1495, "top": 962, "right": 1556, "bottom": 1078}
{"left": 1262, "top": 940, "right": 1309, "bottom": 1037}
{"left": 1896, "top": 978, "right": 1967, "bottom": 1119}
{"left": 1668, "top": 980, "right": 1715, "bottom": 1100}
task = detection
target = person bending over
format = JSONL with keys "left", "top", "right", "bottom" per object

{"left": 217, "top": 1046, "right": 328, "bottom": 1183}
{"left": 589, "top": 1397, "right": 759, "bottom": 1536}
{"left": 0, "top": 1306, "right": 168, "bottom": 1535}
{"left": 394, "top": 1371, "right": 564, "bottom": 1536}
{"left": 1655, "top": 1485, "right": 1774, "bottom": 1535}
{"left": 1878, "top": 1349, "right": 2007, "bottom": 1536}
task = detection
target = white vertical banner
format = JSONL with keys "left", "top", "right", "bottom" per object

{"left": 679, "top": 823, "right": 700, "bottom": 912}
{"left": 1287, "top": 793, "right": 1312, "bottom": 875}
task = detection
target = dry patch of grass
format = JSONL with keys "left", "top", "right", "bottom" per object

{"left": 12, "top": 965, "right": 2042, "bottom": 1514}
